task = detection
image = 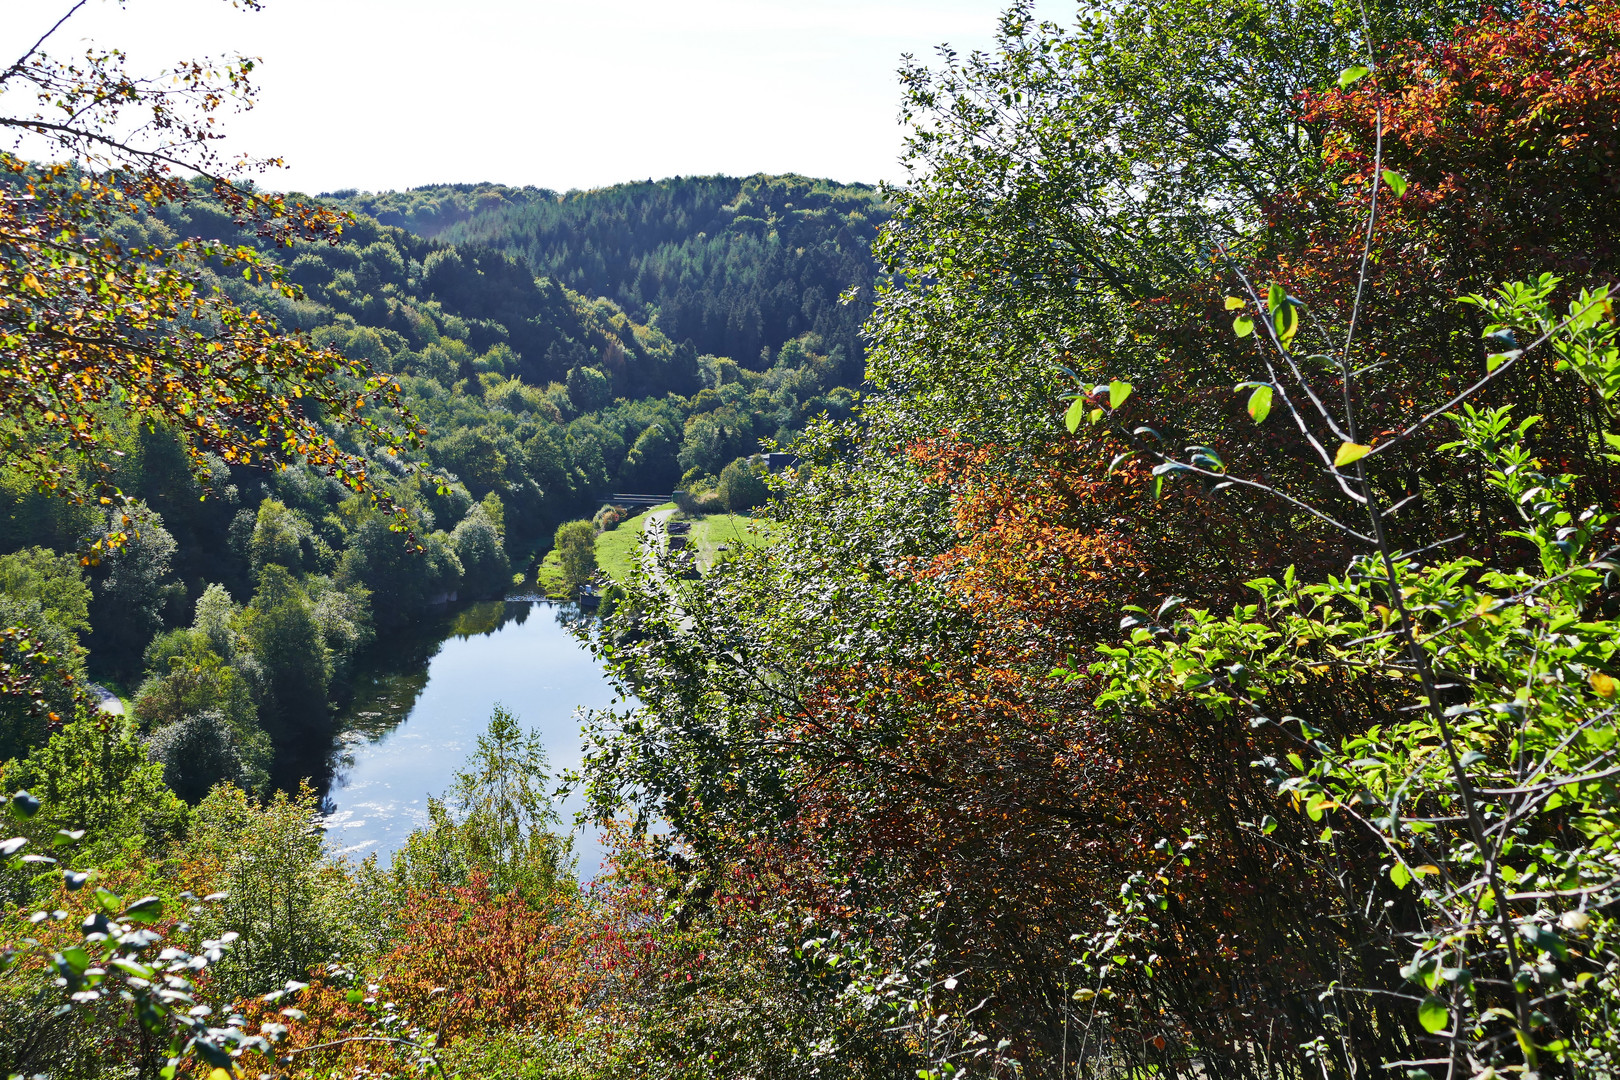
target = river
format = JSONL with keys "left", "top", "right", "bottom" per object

{"left": 314, "top": 598, "right": 621, "bottom": 880}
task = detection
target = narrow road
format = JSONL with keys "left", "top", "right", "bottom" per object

{"left": 87, "top": 683, "right": 124, "bottom": 715}
{"left": 645, "top": 506, "right": 676, "bottom": 537}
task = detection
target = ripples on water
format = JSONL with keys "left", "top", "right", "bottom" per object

{"left": 309, "top": 599, "right": 621, "bottom": 880}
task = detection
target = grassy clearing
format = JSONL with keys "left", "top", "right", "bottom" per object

{"left": 686, "top": 512, "right": 777, "bottom": 568}
{"left": 595, "top": 503, "right": 675, "bottom": 583}
{"left": 533, "top": 505, "right": 766, "bottom": 598}
{"left": 535, "top": 503, "right": 678, "bottom": 597}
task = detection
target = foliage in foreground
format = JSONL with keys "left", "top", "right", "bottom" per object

{"left": 578, "top": 1, "right": 1620, "bottom": 1078}
{"left": 8, "top": 0, "right": 1620, "bottom": 1079}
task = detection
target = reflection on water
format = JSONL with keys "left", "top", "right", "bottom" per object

{"left": 316, "top": 599, "right": 620, "bottom": 879}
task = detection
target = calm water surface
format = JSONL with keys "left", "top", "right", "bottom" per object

{"left": 317, "top": 599, "right": 621, "bottom": 879}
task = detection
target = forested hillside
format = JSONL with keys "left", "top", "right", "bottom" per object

{"left": 336, "top": 175, "right": 886, "bottom": 380}
{"left": 0, "top": 172, "right": 868, "bottom": 784}
{"left": 6, "top": 0, "right": 1620, "bottom": 1079}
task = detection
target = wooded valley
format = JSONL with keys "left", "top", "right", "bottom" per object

{"left": 4, "top": 0, "right": 1620, "bottom": 1078}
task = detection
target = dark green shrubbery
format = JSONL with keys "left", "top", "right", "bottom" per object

{"left": 144, "top": 710, "right": 245, "bottom": 804}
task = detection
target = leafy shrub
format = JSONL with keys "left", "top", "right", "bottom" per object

{"left": 379, "top": 874, "right": 585, "bottom": 1039}
{"left": 0, "top": 791, "right": 284, "bottom": 1079}
{"left": 1089, "top": 274, "right": 1620, "bottom": 1077}
{"left": 145, "top": 710, "right": 245, "bottom": 804}
{"left": 187, "top": 784, "right": 363, "bottom": 1000}
{"left": 717, "top": 458, "right": 769, "bottom": 512}
{"left": 553, "top": 520, "right": 598, "bottom": 592}
{"left": 673, "top": 489, "right": 724, "bottom": 516}
{"left": 0, "top": 712, "right": 188, "bottom": 864}
{"left": 593, "top": 503, "right": 630, "bottom": 532}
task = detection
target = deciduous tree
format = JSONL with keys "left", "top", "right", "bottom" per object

{"left": 0, "top": 0, "right": 424, "bottom": 550}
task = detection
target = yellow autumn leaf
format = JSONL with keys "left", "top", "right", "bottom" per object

{"left": 1334, "top": 441, "right": 1371, "bottom": 468}
{"left": 1592, "top": 672, "right": 1617, "bottom": 699}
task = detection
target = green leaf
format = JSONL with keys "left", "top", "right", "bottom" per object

{"left": 1260, "top": 814, "right": 1278, "bottom": 834}
{"left": 1390, "top": 863, "right": 1412, "bottom": 889}
{"left": 1108, "top": 380, "right": 1133, "bottom": 409}
{"left": 345, "top": 989, "right": 365, "bottom": 1004}
{"left": 120, "top": 896, "right": 163, "bottom": 925}
{"left": 1247, "top": 384, "right": 1273, "bottom": 423}
{"left": 1233, "top": 316, "right": 1254, "bottom": 338}
{"left": 109, "top": 957, "right": 155, "bottom": 980}
{"left": 1334, "top": 441, "right": 1371, "bottom": 468}
{"left": 9, "top": 791, "right": 39, "bottom": 820}
{"left": 1338, "top": 65, "right": 1370, "bottom": 88}
{"left": 1267, "top": 282, "right": 1286, "bottom": 313}
{"left": 1064, "top": 397, "right": 1087, "bottom": 434}
{"left": 1382, "top": 170, "right": 1408, "bottom": 197}
{"left": 1224, "top": 296, "right": 1246, "bottom": 311}
{"left": 1274, "top": 303, "right": 1299, "bottom": 343}
{"left": 1417, "top": 996, "right": 1449, "bottom": 1034}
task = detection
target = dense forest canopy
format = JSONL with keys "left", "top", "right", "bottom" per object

{"left": 334, "top": 175, "right": 887, "bottom": 381}
{"left": 5, "top": 0, "right": 1620, "bottom": 1078}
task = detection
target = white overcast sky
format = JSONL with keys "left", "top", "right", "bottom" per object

{"left": 4, "top": 0, "right": 1071, "bottom": 195}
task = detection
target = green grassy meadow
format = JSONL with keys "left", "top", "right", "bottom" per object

{"left": 533, "top": 505, "right": 777, "bottom": 599}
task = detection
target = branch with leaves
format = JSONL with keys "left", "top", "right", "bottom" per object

{"left": 0, "top": 0, "right": 429, "bottom": 560}
{"left": 1070, "top": 44, "right": 1620, "bottom": 1077}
